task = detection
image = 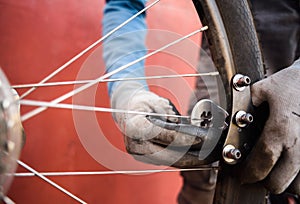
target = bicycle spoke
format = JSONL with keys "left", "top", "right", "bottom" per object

{"left": 2, "top": 196, "right": 15, "bottom": 204}
{"left": 17, "top": 160, "right": 87, "bottom": 204}
{"left": 12, "top": 72, "right": 219, "bottom": 89}
{"left": 20, "top": 26, "right": 208, "bottom": 122}
{"left": 19, "top": 0, "right": 161, "bottom": 100}
{"left": 20, "top": 99, "right": 190, "bottom": 119}
{"left": 13, "top": 167, "right": 219, "bottom": 177}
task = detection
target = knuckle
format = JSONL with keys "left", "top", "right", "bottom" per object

{"left": 125, "top": 137, "right": 154, "bottom": 156}
{"left": 269, "top": 186, "right": 285, "bottom": 195}
{"left": 249, "top": 170, "right": 267, "bottom": 182}
{"left": 125, "top": 141, "right": 143, "bottom": 155}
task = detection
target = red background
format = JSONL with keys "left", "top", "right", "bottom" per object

{"left": 0, "top": 0, "right": 201, "bottom": 203}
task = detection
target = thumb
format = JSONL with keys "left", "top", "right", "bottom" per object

{"left": 154, "top": 128, "right": 203, "bottom": 147}
{"left": 251, "top": 80, "right": 268, "bottom": 107}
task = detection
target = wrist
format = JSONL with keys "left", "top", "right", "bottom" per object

{"left": 111, "top": 81, "right": 148, "bottom": 110}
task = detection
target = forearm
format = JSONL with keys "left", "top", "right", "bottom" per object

{"left": 102, "top": 0, "right": 148, "bottom": 96}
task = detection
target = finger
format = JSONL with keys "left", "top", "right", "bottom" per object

{"left": 152, "top": 127, "right": 202, "bottom": 147}
{"left": 125, "top": 137, "right": 205, "bottom": 168}
{"left": 264, "top": 149, "right": 300, "bottom": 194}
{"left": 128, "top": 90, "right": 171, "bottom": 114}
{"left": 140, "top": 93, "right": 179, "bottom": 123}
{"left": 133, "top": 92, "right": 173, "bottom": 114}
{"left": 264, "top": 119, "right": 300, "bottom": 194}
{"left": 167, "top": 99, "right": 181, "bottom": 123}
{"left": 125, "top": 115, "right": 202, "bottom": 146}
{"left": 151, "top": 98, "right": 178, "bottom": 122}
{"left": 287, "top": 172, "right": 300, "bottom": 195}
{"left": 241, "top": 122, "right": 282, "bottom": 183}
{"left": 134, "top": 150, "right": 207, "bottom": 168}
{"left": 251, "top": 80, "right": 268, "bottom": 107}
{"left": 124, "top": 114, "right": 156, "bottom": 140}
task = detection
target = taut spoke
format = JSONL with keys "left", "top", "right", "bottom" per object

{"left": 17, "top": 160, "right": 87, "bottom": 204}
{"left": 21, "top": 26, "right": 208, "bottom": 122}
{"left": 12, "top": 72, "right": 219, "bottom": 89}
{"left": 20, "top": 0, "right": 161, "bottom": 99}
{"left": 20, "top": 99, "right": 190, "bottom": 119}
{"left": 13, "top": 167, "right": 219, "bottom": 177}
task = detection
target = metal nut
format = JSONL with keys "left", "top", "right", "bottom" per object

{"left": 233, "top": 74, "right": 251, "bottom": 91}
{"left": 223, "top": 145, "right": 242, "bottom": 164}
{"left": 235, "top": 110, "right": 253, "bottom": 128}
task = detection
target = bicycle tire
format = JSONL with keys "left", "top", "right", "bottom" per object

{"left": 0, "top": 0, "right": 267, "bottom": 202}
{"left": 192, "top": 0, "right": 266, "bottom": 203}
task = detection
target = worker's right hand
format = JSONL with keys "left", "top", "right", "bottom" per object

{"left": 241, "top": 59, "right": 300, "bottom": 195}
{"left": 111, "top": 81, "right": 206, "bottom": 168}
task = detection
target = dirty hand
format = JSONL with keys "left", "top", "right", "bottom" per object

{"left": 111, "top": 81, "right": 205, "bottom": 168}
{"left": 242, "top": 59, "right": 300, "bottom": 195}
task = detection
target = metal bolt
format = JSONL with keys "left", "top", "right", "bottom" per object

{"left": 233, "top": 74, "right": 251, "bottom": 91}
{"left": 235, "top": 110, "right": 253, "bottom": 128}
{"left": 223, "top": 145, "right": 242, "bottom": 164}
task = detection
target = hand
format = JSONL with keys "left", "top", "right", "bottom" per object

{"left": 241, "top": 59, "right": 300, "bottom": 195}
{"left": 111, "top": 81, "right": 205, "bottom": 168}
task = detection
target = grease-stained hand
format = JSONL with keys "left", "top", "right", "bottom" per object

{"left": 242, "top": 59, "right": 300, "bottom": 195}
{"left": 111, "top": 81, "right": 206, "bottom": 168}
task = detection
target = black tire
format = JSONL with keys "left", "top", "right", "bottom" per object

{"left": 192, "top": 0, "right": 266, "bottom": 203}
{"left": 193, "top": 0, "right": 264, "bottom": 111}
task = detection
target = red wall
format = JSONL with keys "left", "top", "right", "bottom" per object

{"left": 0, "top": 0, "right": 201, "bottom": 203}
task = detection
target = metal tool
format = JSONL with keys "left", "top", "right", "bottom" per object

{"left": 147, "top": 99, "right": 229, "bottom": 164}
{"left": 148, "top": 73, "right": 259, "bottom": 165}
{"left": 221, "top": 74, "right": 256, "bottom": 164}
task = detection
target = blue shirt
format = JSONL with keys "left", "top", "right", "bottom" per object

{"left": 102, "top": 0, "right": 148, "bottom": 96}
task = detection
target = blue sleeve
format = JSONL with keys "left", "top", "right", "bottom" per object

{"left": 102, "top": 0, "right": 149, "bottom": 96}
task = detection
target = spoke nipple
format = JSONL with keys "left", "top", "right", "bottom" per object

{"left": 235, "top": 110, "right": 253, "bottom": 128}
{"left": 201, "top": 26, "right": 208, "bottom": 31}
{"left": 223, "top": 145, "right": 242, "bottom": 164}
{"left": 233, "top": 74, "right": 251, "bottom": 91}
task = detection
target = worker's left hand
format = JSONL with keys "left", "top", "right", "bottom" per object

{"left": 111, "top": 81, "right": 208, "bottom": 168}
{"left": 241, "top": 59, "right": 300, "bottom": 195}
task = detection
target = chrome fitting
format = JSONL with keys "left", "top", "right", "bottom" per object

{"left": 233, "top": 74, "right": 251, "bottom": 91}
{"left": 223, "top": 144, "right": 241, "bottom": 164}
{"left": 235, "top": 110, "right": 253, "bottom": 128}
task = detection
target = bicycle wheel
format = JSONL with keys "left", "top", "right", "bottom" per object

{"left": 192, "top": 0, "right": 266, "bottom": 203}
{"left": 0, "top": 1, "right": 205, "bottom": 203}
{"left": 0, "top": 0, "right": 266, "bottom": 203}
